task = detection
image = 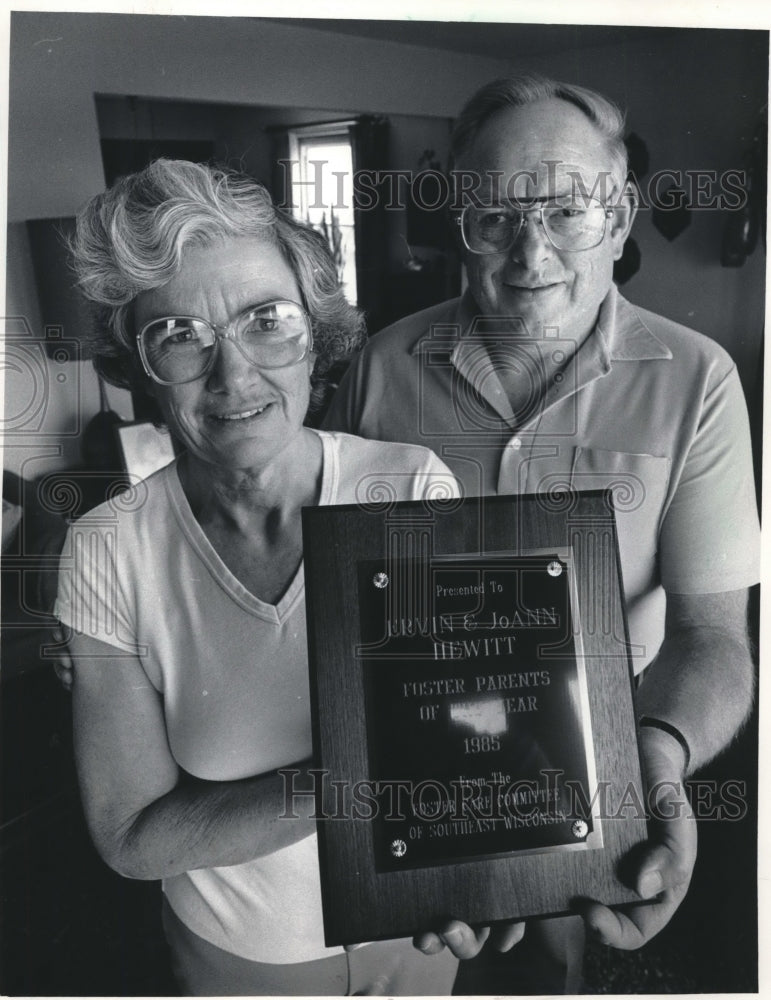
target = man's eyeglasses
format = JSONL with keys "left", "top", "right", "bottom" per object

{"left": 456, "top": 199, "right": 616, "bottom": 254}
{"left": 137, "top": 300, "right": 313, "bottom": 385}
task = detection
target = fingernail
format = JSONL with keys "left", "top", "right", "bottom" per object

{"left": 444, "top": 928, "right": 462, "bottom": 946}
{"left": 639, "top": 869, "right": 663, "bottom": 898}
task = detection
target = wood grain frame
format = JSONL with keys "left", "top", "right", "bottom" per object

{"left": 302, "top": 490, "right": 648, "bottom": 946}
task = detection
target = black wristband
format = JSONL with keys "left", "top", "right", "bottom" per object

{"left": 638, "top": 716, "right": 691, "bottom": 774}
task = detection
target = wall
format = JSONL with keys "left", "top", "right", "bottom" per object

{"left": 4, "top": 14, "right": 767, "bottom": 478}
{"left": 95, "top": 96, "right": 318, "bottom": 190}
{"left": 8, "top": 12, "right": 513, "bottom": 221}
{"left": 5, "top": 12, "right": 512, "bottom": 477}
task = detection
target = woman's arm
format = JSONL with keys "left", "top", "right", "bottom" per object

{"left": 71, "top": 632, "right": 316, "bottom": 880}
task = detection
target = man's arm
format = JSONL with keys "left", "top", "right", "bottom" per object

{"left": 636, "top": 588, "right": 754, "bottom": 770}
{"left": 579, "top": 586, "right": 754, "bottom": 949}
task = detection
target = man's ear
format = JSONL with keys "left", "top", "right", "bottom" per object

{"left": 609, "top": 181, "right": 639, "bottom": 261}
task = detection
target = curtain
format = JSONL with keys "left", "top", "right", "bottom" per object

{"left": 350, "top": 115, "right": 390, "bottom": 335}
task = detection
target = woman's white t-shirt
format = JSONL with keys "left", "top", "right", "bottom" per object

{"left": 56, "top": 431, "right": 456, "bottom": 963}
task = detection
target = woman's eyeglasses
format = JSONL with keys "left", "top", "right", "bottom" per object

{"left": 456, "top": 199, "right": 616, "bottom": 255}
{"left": 137, "top": 300, "right": 313, "bottom": 385}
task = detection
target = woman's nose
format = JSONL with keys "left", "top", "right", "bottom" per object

{"left": 204, "top": 335, "right": 261, "bottom": 392}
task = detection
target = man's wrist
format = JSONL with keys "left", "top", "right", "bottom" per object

{"left": 638, "top": 716, "right": 691, "bottom": 778}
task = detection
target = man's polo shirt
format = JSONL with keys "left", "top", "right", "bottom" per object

{"left": 323, "top": 285, "right": 759, "bottom": 671}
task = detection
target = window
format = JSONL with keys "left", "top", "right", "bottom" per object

{"left": 286, "top": 122, "right": 358, "bottom": 305}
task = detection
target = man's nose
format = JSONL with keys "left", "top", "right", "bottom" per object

{"left": 205, "top": 334, "right": 260, "bottom": 391}
{"left": 509, "top": 212, "right": 553, "bottom": 265}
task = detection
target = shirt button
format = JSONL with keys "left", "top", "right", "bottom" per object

{"left": 510, "top": 437, "right": 522, "bottom": 450}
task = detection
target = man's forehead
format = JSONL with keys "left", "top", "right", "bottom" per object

{"left": 471, "top": 163, "right": 614, "bottom": 200}
{"left": 456, "top": 98, "right": 617, "bottom": 196}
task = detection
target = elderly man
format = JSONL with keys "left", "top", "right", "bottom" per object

{"left": 324, "top": 75, "right": 759, "bottom": 989}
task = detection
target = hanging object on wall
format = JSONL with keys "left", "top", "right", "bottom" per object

{"left": 400, "top": 235, "right": 426, "bottom": 273}
{"left": 638, "top": 126, "right": 691, "bottom": 242}
{"left": 651, "top": 184, "right": 692, "bottom": 242}
{"left": 721, "top": 205, "right": 759, "bottom": 267}
{"left": 721, "top": 104, "right": 766, "bottom": 267}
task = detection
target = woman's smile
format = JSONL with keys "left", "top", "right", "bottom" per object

{"left": 208, "top": 402, "right": 274, "bottom": 422}
{"left": 213, "top": 407, "right": 266, "bottom": 420}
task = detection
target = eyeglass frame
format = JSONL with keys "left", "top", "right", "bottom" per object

{"left": 136, "top": 298, "right": 314, "bottom": 386}
{"left": 455, "top": 198, "right": 617, "bottom": 255}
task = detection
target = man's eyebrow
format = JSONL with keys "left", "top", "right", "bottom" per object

{"left": 485, "top": 194, "right": 579, "bottom": 208}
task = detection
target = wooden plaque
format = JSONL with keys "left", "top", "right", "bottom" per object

{"left": 302, "top": 490, "right": 648, "bottom": 946}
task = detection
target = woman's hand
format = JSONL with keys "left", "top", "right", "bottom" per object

{"left": 414, "top": 919, "right": 525, "bottom": 959}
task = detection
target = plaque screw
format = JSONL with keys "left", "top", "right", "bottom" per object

{"left": 390, "top": 839, "right": 407, "bottom": 858}
{"left": 571, "top": 820, "right": 588, "bottom": 839}
{"left": 373, "top": 572, "right": 389, "bottom": 589}
{"left": 547, "top": 560, "right": 563, "bottom": 577}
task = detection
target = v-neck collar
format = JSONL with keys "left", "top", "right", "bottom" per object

{"left": 163, "top": 429, "right": 334, "bottom": 625}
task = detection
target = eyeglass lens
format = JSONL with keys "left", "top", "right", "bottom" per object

{"left": 141, "top": 301, "right": 310, "bottom": 383}
{"left": 464, "top": 202, "right": 609, "bottom": 253}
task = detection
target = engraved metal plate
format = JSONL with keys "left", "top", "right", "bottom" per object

{"left": 357, "top": 551, "right": 601, "bottom": 872}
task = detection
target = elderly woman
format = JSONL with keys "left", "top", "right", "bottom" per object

{"left": 55, "top": 159, "right": 475, "bottom": 995}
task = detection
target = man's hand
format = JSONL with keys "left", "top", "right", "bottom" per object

{"left": 578, "top": 724, "right": 697, "bottom": 949}
{"left": 414, "top": 919, "right": 525, "bottom": 959}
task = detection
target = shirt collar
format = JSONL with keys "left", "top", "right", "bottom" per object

{"left": 408, "top": 284, "right": 674, "bottom": 426}
{"left": 409, "top": 284, "right": 673, "bottom": 363}
{"left": 408, "top": 295, "right": 469, "bottom": 357}
{"left": 596, "top": 284, "right": 673, "bottom": 361}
